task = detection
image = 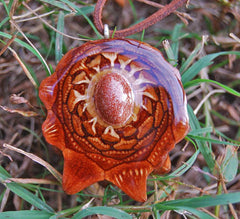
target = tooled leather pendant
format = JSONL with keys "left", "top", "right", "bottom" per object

{"left": 39, "top": 38, "right": 189, "bottom": 202}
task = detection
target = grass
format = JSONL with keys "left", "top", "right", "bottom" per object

{"left": 0, "top": 0, "right": 240, "bottom": 218}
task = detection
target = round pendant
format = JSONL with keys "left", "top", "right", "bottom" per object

{"left": 39, "top": 38, "right": 189, "bottom": 202}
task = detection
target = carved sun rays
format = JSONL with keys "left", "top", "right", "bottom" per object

{"left": 69, "top": 52, "right": 157, "bottom": 138}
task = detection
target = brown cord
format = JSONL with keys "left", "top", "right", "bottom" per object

{"left": 93, "top": 0, "right": 188, "bottom": 38}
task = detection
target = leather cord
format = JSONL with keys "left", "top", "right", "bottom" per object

{"left": 93, "top": 0, "right": 188, "bottom": 38}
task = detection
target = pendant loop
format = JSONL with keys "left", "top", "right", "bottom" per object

{"left": 104, "top": 24, "right": 110, "bottom": 39}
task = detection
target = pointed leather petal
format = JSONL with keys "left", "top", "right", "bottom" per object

{"left": 105, "top": 162, "right": 152, "bottom": 202}
{"left": 42, "top": 110, "right": 65, "bottom": 150}
{"left": 39, "top": 73, "right": 58, "bottom": 109}
{"left": 62, "top": 149, "right": 104, "bottom": 194}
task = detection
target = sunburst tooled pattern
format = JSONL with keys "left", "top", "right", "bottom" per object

{"left": 39, "top": 38, "right": 189, "bottom": 202}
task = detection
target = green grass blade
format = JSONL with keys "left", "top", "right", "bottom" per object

{"left": 179, "top": 43, "right": 202, "bottom": 73}
{"left": 55, "top": 11, "right": 64, "bottom": 63}
{"left": 215, "top": 129, "right": 240, "bottom": 144}
{"left": 168, "top": 149, "right": 199, "bottom": 178}
{"left": 0, "top": 31, "right": 51, "bottom": 76}
{"left": 5, "top": 183, "right": 54, "bottom": 213}
{"left": 188, "top": 127, "right": 213, "bottom": 136}
{"left": 41, "top": 0, "right": 72, "bottom": 12}
{"left": 75, "top": 9, "right": 102, "bottom": 39}
{"left": 171, "top": 23, "right": 183, "bottom": 61}
{"left": 0, "top": 0, "right": 10, "bottom": 16}
{"left": 140, "top": 29, "right": 145, "bottom": 42}
{"left": 154, "top": 192, "right": 240, "bottom": 218}
{"left": 157, "top": 206, "right": 213, "bottom": 219}
{"left": 72, "top": 206, "right": 132, "bottom": 219}
{"left": 221, "top": 146, "right": 238, "bottom": 182}
{"left": 25, "top": 62, "right": 40, "bottom": 87}
{"left": 59, "top": 0, "right": 102, "bottom": 38}
{"left": 8, "top": 0, "right": 15, "bottom": 12}
{"left": 0, "top": 210, "right": 54, "bottom": 219}
{"left": 0, "top": 167, "right": 54, "bottom": 213}
{"left": 182, "top": 51, "right": 240, "bottom": 84}
{"left": 44, "top": 0, "right": 95, "bottom": 14}
{"left": 128, "top": 0, "right": 137, "bottom": 21}
{"left": 155, "top": 192, "right": 240, "bottom": 208}
{"left": 184, "top": 78, "right": 240, "bottom": 97}
{"left": 211, "top": 110, "right": 240, "bottom": 126}
{"left": 80, "top": 5, "right": 95, "bottom": 15}
{"left": 0, "top": 17, "right": 10, "bottom": 29}
{"left": 187, "top": 134, "right": 239, "bottom": 146}
{"left": 152, "top": 150, "right": 199, "bottom": 180}
{"left": 163, "top": 40, "right": 177, "bottom": 66}
{"left": 187, "top": 105, "right": 215, "bottom": 170}
{"left": 0, "top": 166, "right": 11, "bottom": 178}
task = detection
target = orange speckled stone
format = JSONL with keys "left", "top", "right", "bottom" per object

{"left": 39, "top": 38, "right": 189, "bottom": 202}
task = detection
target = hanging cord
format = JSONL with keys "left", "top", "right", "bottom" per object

{"left": 93, "top": 0, "right": 188, "bottom": 38}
